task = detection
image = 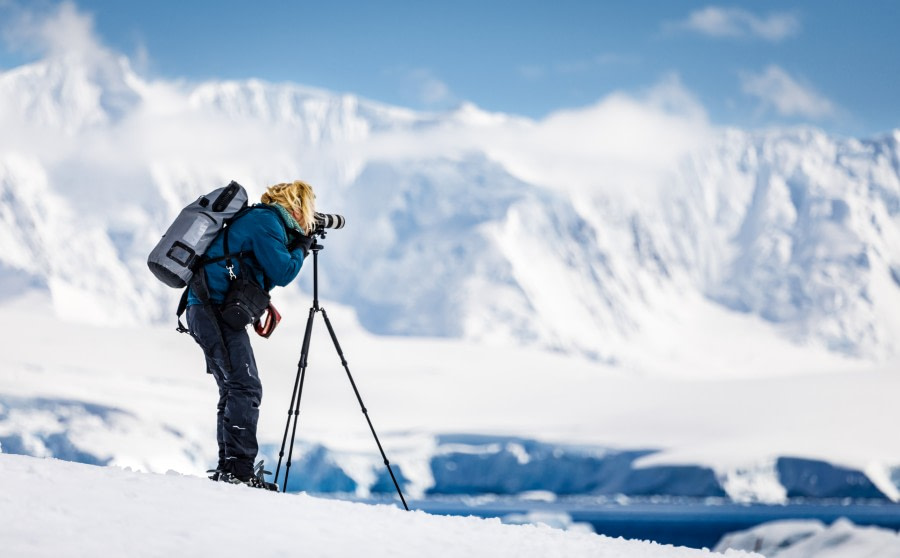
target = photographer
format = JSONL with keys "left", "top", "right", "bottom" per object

{"left": 185, "top": 180, "right": 316, "bottom": 487}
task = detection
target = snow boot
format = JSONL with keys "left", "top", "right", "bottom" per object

{"left": 219, "top": 471, "right": 267, "bottom": 489}
{"left": 218, "top": 460, "right": 278, "bottom": 491}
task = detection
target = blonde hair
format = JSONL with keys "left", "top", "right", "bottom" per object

{"left": 261, "top": 180, "right": 317, "bottom": 234}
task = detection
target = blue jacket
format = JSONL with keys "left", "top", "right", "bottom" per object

{"left": 188, "top": 204, "right": 306, "bottom": 306}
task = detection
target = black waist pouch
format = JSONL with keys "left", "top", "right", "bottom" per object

{"left": 221, "top": 274, "right": 270, "bottom": 330}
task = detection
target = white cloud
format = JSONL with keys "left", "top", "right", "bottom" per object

{"left": 0, "top": 3, "right": 316, "bottom": 213}
{"left": 1, "top": 1, "right": 715, "bottom": 211}
{"left": 354, "top": 73, "right": 714, "bottom": 202}
{"left": 490, "top": 74, "right": 714, "bottom": 197}
{"left": 740, "top": 65, "right": 835, "bottom": 119}
{"left": 672, "top": 6, "right": 800, "bottom": 42}
{"left": 401, "top": 68, "right": 454, "bottom": 107}
{"left": 2, "top": 1, "right": 105, "bottom": 61}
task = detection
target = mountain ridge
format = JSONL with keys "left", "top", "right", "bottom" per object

{"left": 1, "top": 52, "right": 899, "bottom": 365}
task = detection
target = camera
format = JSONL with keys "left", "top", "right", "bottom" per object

{"left": 315, "top": 212, "right": 345, "bottom": 230}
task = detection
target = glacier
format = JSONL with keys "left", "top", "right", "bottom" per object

{"left": 0, "top": 393, "right": 891, "bottom": 504}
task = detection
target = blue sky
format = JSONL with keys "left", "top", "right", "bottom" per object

{"left": 2, "top": 0, "right": 899, "bottom": 137}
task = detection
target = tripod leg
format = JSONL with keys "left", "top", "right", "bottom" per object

{"left": 275, "top": 306, "right": 316, "bottom": 492}
{"left": 320, "top": 307, "right": 409, "bottom": 510}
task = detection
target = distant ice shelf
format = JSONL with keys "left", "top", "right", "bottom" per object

{"left": 2, "top": 396, "right": 888, "bottom": 504}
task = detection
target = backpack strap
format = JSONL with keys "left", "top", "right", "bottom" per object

{"left": 219, "top": 205, "right": 261, "bottom": 280}
{"left": 176, "top": 272, "right": 211, "bottom": 333}
{"left": 223, "top": 221, "right": 238, "bottom": 280}
{"left": 176, "top": 288, "right": 191, "bottom": 333}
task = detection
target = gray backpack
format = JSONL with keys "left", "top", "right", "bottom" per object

{"left": 147, "top": 181, "right": 248, "bottom": 288}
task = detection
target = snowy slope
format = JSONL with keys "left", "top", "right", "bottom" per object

{"left": 2, "top": 291, "right": 898, "bottom": 504}
{"left": 0, "top": 453, "right": 759, "bottom": 558}
{"left": 1, "top": 37, "right": 899, "bottom": 366}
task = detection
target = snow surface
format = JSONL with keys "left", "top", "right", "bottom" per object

{"left": 0, "top": 453, "right": 758, "bottom": 558}
{"left": 2, "top": 290, "right": 899, "bottom": 503}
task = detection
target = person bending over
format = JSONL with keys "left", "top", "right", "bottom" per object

{"left": 186, "top": 180, "right": 316, "bottom": 487}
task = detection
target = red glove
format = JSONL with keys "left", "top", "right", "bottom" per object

{"left": 254, "top": 303, "right": 281, "bottom": 338}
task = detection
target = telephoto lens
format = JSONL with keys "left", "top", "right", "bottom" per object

{"left": 315, "top": 212, "right": 346, "bottom": 230}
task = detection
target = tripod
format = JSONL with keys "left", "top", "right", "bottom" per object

{"left": 273, "top": 232, "right": 409, "bottom": 510}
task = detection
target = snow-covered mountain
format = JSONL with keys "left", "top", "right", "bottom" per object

{"left": 2, "top": 45, "right": 899, "bottom": 367}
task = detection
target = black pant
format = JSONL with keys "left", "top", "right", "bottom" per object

{"left": 186, "top": 304, "right": 262, "bottom": 479}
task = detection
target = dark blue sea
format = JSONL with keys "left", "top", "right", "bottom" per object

{"left": 401, "top": 497, "right": 900, "bottom": 549}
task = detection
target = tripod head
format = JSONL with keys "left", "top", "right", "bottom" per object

{"left": 310, "top": 227, "right": 329, "bottom": 251}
